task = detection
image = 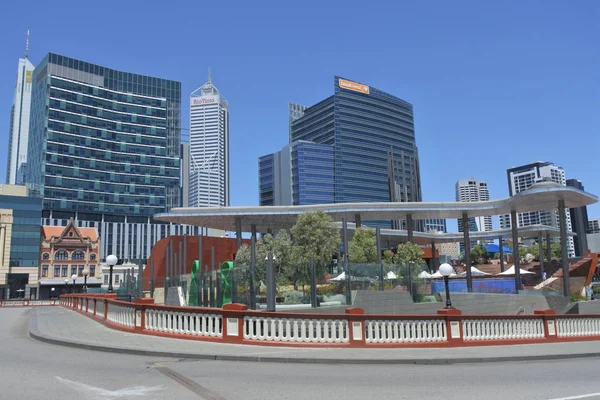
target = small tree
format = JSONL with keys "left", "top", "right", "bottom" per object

{"left": 348, "top": 227, "right": 378, "bottom": 264}
{"left": 393, "top": 242, "right": 425, "bottom": 265}
{"left": 382, "top": 250, "right": 395, "bottom": 265}
{"left": 290, "top": 211, "right": 341, "bottom": 288}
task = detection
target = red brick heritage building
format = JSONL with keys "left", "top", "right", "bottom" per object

{"left": 38, "top": 219, "right": 100, "bottom": 298}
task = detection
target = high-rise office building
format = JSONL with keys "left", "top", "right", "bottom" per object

{"left": 566, "top": 179, "right": 589, "bottom": 257}
{"left": 288, "top": 102, "right": 306, "bottom": 142}
{"left": 0, "top": 184, "right": 42, "bottom": 299}
{"left": 259, "top": 141, "right": 333, "bottom": 207}
{"left": 189, "top": 72, "right": 229, "bottom": 207}
{"left": 589, "top": 219, "right": 600, "bottom": 234}
{"left": 6, "top": 30, "right": 34, "bottom": 185}
{"left": 180, "top": 143, "right": 190, "bottom": 207}
{"left": 424, "top": 219, "right": 447, "bottom": 233}
{"left": 289, "top": 76, "right": 421, "bottom": 228}
{"left": 26, "top": 53, "right": 181, "bottom": 215}
{"left": 456, "top": 178, "right": 493, "bottom": 252}
{"left": 500, "top": 161, "right": 574, "bottom": 257}
{"left": 25, "top": 53, "right": 199, "bottom": 262}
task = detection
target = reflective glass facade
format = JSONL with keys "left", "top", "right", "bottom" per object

{"left": 291, "top": 141, "right": 333, "bottom": 205}
{"left": 0, "top": 194, "right": 42, "bottom": 268}
{"left": 27, "top": 53, "right": 181, "bottom": 216}
{"left": 290, "top": 76, "right": 421, "bottom": 228}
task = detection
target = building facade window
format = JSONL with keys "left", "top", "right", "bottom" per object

{"left": 55, "top": 250, "right": 69, "bottom": 260}
{"left": 78, "top": 265, "right": 84, "bottom": 276}
{"left": 72, "top": 250, "right": 85, "bottom": 260}
{"left": 43, "top": 253, "right": 50, "bottom": 260}
{"left": 42, "top": 265, "right": 49, "bottom": 277}
{"left": 103, "top": 274, "right": 108, "bottom": 284}
{"left": 89, "top": 266, "right": 95, "bottom": 277}
{"left": 61, "top": 265, "right": 67, "bottom": 277}
{"left": 71, "top": 266, "right": 77, "bottom": 276}
{"left": 90, "top": 254, "right": 96, "bottom": 261}
{"left": 54, "top": 266, "right": 60, "bottom": 277}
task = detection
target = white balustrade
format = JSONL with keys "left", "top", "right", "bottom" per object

{"left": 106, "top": 302, "right": 135, "bottom": 328}
{"left": 556, "top": 317, "right": 600, "bottom": 337}
{"left": 365, "top": 319, "right": 447, "bottom": 343}
{"left": 462, "top": 318, "right": 544, "bottom": 341}
{"left": 144, "top": 309, "right": 222, "bottom": 337}
{"left": 243, "top": 316, "right": 349, "bottom": 343}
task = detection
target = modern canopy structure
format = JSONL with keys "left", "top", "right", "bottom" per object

{"left": 155, "top": 181, "right": 598, "bottom": 297}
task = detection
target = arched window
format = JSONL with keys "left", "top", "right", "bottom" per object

{"left": 90, "top": 254, "right": 97, "bottom": 261}
{"left": 55, "top": 250, "right": 68, "bottom": 260}
{"left": 42, "top": 253, "right": 50, "bottom": 260}
{"left": 72, "top": 250, "right": 85, "bottom": 260}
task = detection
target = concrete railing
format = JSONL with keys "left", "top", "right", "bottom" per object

{"left": 0, "top": 299, "right": 58, "bottom": 307}
{"left": 462, "top": 318, "right": 545, "bottom": 341}
{"left": 58, "top": 294, "right": 600, "bottom": 348}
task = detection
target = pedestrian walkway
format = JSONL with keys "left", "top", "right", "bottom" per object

{"left": 29, "top": 307, "right": 600, "bottom": 365}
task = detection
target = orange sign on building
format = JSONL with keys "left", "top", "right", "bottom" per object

{"left": 338, "top": 78, "right": 370, "bottom": 94}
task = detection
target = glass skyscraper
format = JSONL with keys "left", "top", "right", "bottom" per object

{"left": 26, "top": 53, "right": 181, "bottom": 217}
{"left": 290, "top": 76, "right": 421, "bottom": 228}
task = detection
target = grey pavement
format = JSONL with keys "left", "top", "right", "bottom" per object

{"left": 29, "top": 306, "right": 600, "bottom": 364}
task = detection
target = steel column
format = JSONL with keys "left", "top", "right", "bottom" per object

{"left": 407, "top": 214, "right": 413, "bottom": 243}
{"left": 539, "top": 232, "right": 545, "bottom": 280}
{"left": 235, "top": 217, "right": 242, "bottom": 251}
{"left": 250, "top": 224, "right": 257, "bottom": 310}
{"left": 376, "top": 227, "right": 383, "bottom": 291}
{"left": 462, "top": 213, "right": 472, "bottom": 292}
{"left": 343, "top": 218, "right": 351, "bottom": 306}
{"left": 511, "top": 209, "right": 521, "bottom": 294}
{"left": 559, "top": 199, "right": 569, "bottom": 297}
{"left": 499, "top": 236, "right": 505, "bottom": 273}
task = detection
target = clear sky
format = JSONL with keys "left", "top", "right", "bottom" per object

{"left": 0, "top": 0, "right": 598, "bottom": 232}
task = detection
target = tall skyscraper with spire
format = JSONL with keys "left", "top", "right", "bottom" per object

{"left": 6, "top": 29, "right": 34, "bottom": 184}
{"left": 189, "top": 70, "right": 230, "bottom": 207}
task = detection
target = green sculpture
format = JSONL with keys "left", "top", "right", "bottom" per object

{"left": 221, "top": 261, "right": 234, "bottom": 305}
{"left": 188, "top": 260, "right": 200, "bottom": 306}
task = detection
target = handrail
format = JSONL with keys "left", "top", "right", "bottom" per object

{"left": 57, "top": 294, "right": 600, "bottom": 348}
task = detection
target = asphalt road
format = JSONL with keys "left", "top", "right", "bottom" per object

{"left": 4, "top": 307, "right": 600, "bottom": 400}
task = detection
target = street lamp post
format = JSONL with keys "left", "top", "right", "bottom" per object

{"left": 106, "top": 255, "right": 118, "bottom": 293}
{"left": 71, "top": 274, "right": 78, "bottom": 294}
{"left": 82, "top": 269, "right": 90, "bottom": 293}
{"left": 50, "top": 287, "right": 55, "bottom": 299}
{"left": 439, "top": 263, "right": 454, "bottom": 309}
{"left": 64, "top": 278, "right": 69, "bottom": 294}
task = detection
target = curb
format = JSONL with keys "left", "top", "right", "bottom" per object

{"left": 28, "top": 308, "right": 600, "bottom": 365}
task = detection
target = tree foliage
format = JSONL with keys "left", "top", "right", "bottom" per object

{"left": 393, "top": 242, "right": 425, "bottom": 265}
{"left": 348, "top": 227, "right": 378, "bottom": 263}
{"left": 382, "top": 250, "right": 395, "bottom": 265}
{"left": 290, "top": 211, "right": 341, "bottom": 287}
{"left": 526, "top": 242, "right": 562, "bottom": 262}
{"left": 234, "top": 230, "right": 293, "bottom": 286}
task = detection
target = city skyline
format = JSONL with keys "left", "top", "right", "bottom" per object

{"left": 0, "top": 2, "right": 598, "bottom": 232}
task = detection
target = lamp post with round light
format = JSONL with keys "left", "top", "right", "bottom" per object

{"left": 106, "top": 255, "right": 118, "bottom": 293}
{"left": 50, "top": 287, "right": 55, "bottom": 299}
{"left": 439, "top": 263, "right": 454, "bottom": 309}
{"left": 82, "top": 269, "right": 90, "bottom": 293}
{"left": 64, "top": 278, "right": 69, "bottom": 294}
{"left": 71, "top": 274, "right": 78, "bottom": 293}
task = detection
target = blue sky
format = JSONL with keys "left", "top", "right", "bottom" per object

{"left": 0, "top": 0, "right": 598, "bottom": 232}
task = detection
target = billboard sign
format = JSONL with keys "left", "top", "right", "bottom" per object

{"left": 338, "top": 78, "right": 369, "bottom": 94}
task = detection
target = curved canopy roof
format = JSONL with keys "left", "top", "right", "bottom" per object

{"left": 155, "top": 182, "right": 597, "bottom": 234}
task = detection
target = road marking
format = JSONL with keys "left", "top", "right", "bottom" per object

{"left": 56, "top": 376, "right": 163, "bottom": 397}
{"left": 549, "top": 393, "right": 600, "bottom": 400}
{"left": 155, "top": 365, "right": 226, "bottom": 400}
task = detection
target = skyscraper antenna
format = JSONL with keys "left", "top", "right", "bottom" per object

{"left": 207, "top": 67, "right": 211, "bottom": 83}
{"left": 25, "top": 27, "right": 30, "bottom": 59}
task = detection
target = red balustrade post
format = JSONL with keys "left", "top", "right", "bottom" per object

{"left": 534, "top": 309, "right": 557, "bottom": 342}
{"left": 222, "top": 303, "right": 248, "bottom": 343}
{"left": 438, "top": 308, "right": 463, "bottom": 346}
{"left": 134, "top": 298, "right": 154, "bottom": 333}
{"left": 346, "top": 307, "right": 366, "bottom": 347}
